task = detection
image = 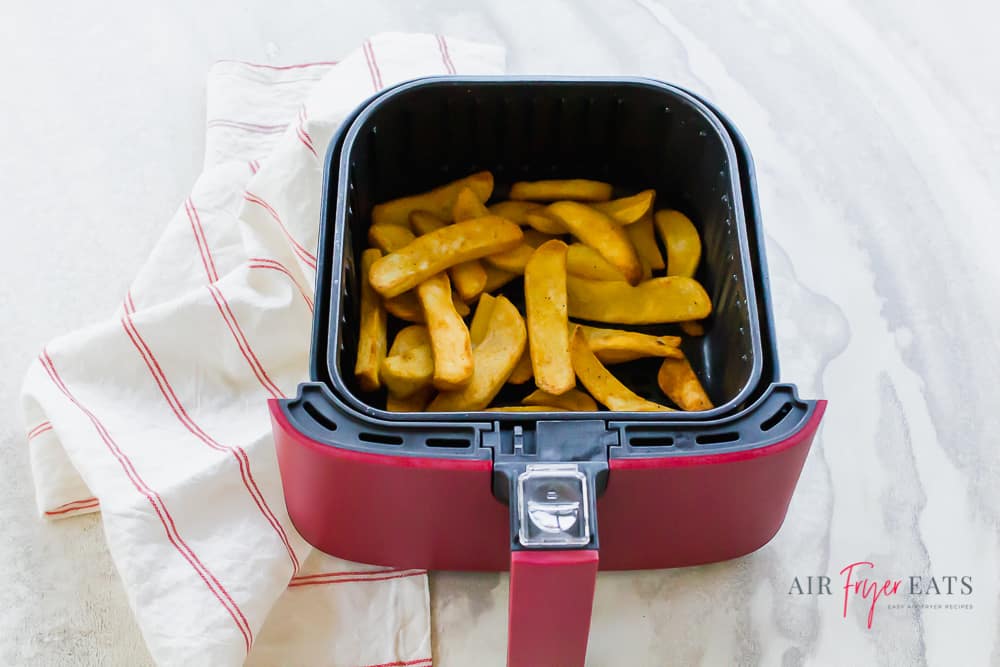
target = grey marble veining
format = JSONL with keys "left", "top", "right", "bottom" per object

{"left": 2, "top": 1, "right": 998, "bottom": 665}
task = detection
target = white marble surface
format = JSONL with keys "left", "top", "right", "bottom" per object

{"left": 3, "top": 1, "right": 999, "bottom": 665}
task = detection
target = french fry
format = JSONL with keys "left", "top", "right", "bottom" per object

{"left": 383, "top": 289, "right": 469, "bottom": 323}
{"left": 524, "top": 210, "right": 567, "bottom": 235}
{"left": 546, "top": 201, "right": 642, "bottom": 285}
{"left": 453, "top": 187, "right": 490, "bottom": 221}
{"left": 488, "top": 200, "right": 543, "bottom": 224}
{"left": 567, "top": 275, "right": 712, "bottom": 324}
{"left": 510, "top": 179, "right": 613, "bottom": 202}
{"left": 355, "top": 248, "right": 387, "bottom": 391}
{"left": 570, "top": 327, "right": 672, "bottom": 411}
{"left": 625, "top": 212, "right": 664, "bottom": 276}
{"left": 565, "top": 243, "right": 627, "bottom": 281}
{"left": 483, "top": 229, "right": 554, "bottom": 273}
{"left": 486, "top": 405, "right": 569, "bottom": 412}
{"left": 372, "top": 171, "right": 493, "bottom": 226}
{"left": 679, "top": 321, "right": 705, "bottom": 336}
{"left": 387, "top": 384, "right": 434, "bottom": 412}
{"left": 380, "top": 325, "right": 434, "bottom": 398}
{"left": 417, "top": 273, "right": 474, "bottom": 390}
{"left": 654, "top": 210, "right": 701, "bottom": 278}
{"left": 469, "top": 293, "right": 497, "bottom": 346}
{"left": 524, "top": 240, "right": 574, "bottom": 395}
{"left": 370, "top": 217, "right": 522, "bottom": 298}
{"left": 591, "top": 189, "right": 655, "bottom": 224}
{"left": 483, "top": 265, "right": 519, "bottom": 293}
{"left": 428, "top": 296, "right": 526, "bottom": 411}
{"left": 409, "top": 210, "right": 488, "bottom": 301}
{"left": 508, "top": 346, "right": 533, "bottom": 384}
{"left": 368, "top": 224, "right": 416, "bottom": 253}
{"left": 522, "top": 388, "right": 597, "bottom": 412}
{"left": 576, "top": 324, "right": 683, "bottom": 364}
{"left": 657, "top": 355, "right": 714, "bottom": 411}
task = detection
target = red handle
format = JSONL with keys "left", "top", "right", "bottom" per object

{"left": 507, "top": 549, "right": 599, "bottom": 667}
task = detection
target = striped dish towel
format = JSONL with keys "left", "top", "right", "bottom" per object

{"left": 21, "top": 33, "right": 505, "bottom": 667}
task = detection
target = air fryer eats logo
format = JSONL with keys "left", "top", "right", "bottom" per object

{"left": 788, "top": 561, "right": 973, "bottom": 628}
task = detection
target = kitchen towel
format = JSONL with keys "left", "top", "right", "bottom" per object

{"left": 20, "top": 33, "right": 506, "bottom": 667}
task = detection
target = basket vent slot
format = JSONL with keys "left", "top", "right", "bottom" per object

{"left": 696, "top": 431, "right": 739, "bottom": 445}
{"left": 760, "top": 402, "right": 793, "bottom": 431}
{"left": 303, "top": 402, "right": 338, "bottom": 432}
{"left": 358, "top": 431, "right": 403, "bottom": 446}
{"left": 630, "top": 435, "right": 674, "bottom": 447}
{"left": 426, "top": 437, "right": 472, "bottom": 449}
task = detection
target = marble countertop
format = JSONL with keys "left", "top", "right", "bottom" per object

{"left": 2, "top": 1, "right": 998, "bottom": 665}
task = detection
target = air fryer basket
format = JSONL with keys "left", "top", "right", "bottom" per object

{"left": 322, "top": 77, "right": 764, "bottom": 420}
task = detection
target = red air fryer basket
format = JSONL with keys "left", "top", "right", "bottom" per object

{"left": 269, "top": 77, "right": 826, "bottom": 666}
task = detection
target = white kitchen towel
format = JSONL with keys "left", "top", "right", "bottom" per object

{"left": 20, "top": 33, "right": 506, "bottom": 667}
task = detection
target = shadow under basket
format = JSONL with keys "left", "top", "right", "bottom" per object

{"left": 272, "top": 76, "right": 826, "bottom": 667}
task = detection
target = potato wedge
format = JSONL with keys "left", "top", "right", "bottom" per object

{"left": 469, "top": 293, "right": 497, "bottom": 346}
{"left": 625, "top": 212, "right": 665, "bottom": 274}
{"left": 658, "top": 355, "right": 714, "bottom": 411}
{"left": 370, "top": 217, "right": 522, "bottom": 298}
{"left": 453, "top": 186, "right": 491, "bottom": 222}
{"left": 507, "top": 345, "right": 533, "bottom": 384}
{"left": 483, "top": 265, "right": 519, "bottom": 293}
{"left": 654, "top": 209, "right": 701, "bottom": 278}
{"left": 428, "top": 296, "right": 526, "bottom": 411}
{"left": 483, "top": 229, "right": 554, "bottom": 273}
{"left": 565, "top": 243, "right": 626, "bottom": 282}
{"left": 383, "top": 289, "right": 469, "bottom": 322}
{"left": 485, "top": 405, "right": 569, "bottom": 412}
{"left": 524, "top": 210, "right": 567, "bottom": 235}
{"left": 368, "top": 224, "right": 416, "bottom": 253}
{"left": 680, "top": 321, "right": 705, "bottom": 337}
{"left": 380, "top": 326, "right": 434, "bottom": 398}
{"left": 522, "top": 388, "right": 597, "bottom": 412}
{"left": 355, "top": 248, "right": 387, "bottom": 392}
{"left": 387, "top": 385, "right": 434, "bottom": 412}
{"left": 417, "top": 273, "right": 473, "bottom": 390}
{"left": 488, "top": 200, "right": 543, "bottom": 224}
{"left": 546, "top": 201, "right": 642, "bottom": 285}
{"left": 570, "top": 327, "right": 671, "bottom": 411}
{"left": 567, "top": 275, "right": 712, "bottom": 324}
{"left": 510, "top": 179, "right": 613, "bottom": 202}
{"left": 372, "top": 171, "right": 493, "bottom": 226}
{"left": 408, "top": 210, "right": 488, "bottom": 301}
{"left": 576, "top": 324, "right": 683, "bottom": 364}
{"left": 524, "top": 240, "right": 574, "bottom": 395}
{"left": 591, "top": 189, "right": 655, "bottom": 224}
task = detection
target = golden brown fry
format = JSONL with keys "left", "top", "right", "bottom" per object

{"left": 386, "top": 385, "right": 434, "bottom": 412}
{"left": 368, "top": 224, "right": 416, "bottom": 253}
{"left": 370, "top": 217, "right": 522, "bottom": 298}
{"left": 657, "top": 355, "right": 714, "bottom": 411}
{"left": 485, "top": 405, "right": 569, "bottom": 412}
{"left": 524, "top": 210, "right": 567, "bottom": 234}
{"left": 483, "top": 265, "right": 519, "bottom": 292}
{"left": 453, "top": 187, "right": 491, "bottom": 222}
{"left": 383, "top": 289, "right": 469, "bottom": 322}
{"left": 546, "top": 201, "right": 642, "bottom": 285}
{"left": 428, "top": 296, "right": 526, "bottom": 411}
{"left": 417, "top": 273, "right": 474, "bottom": 390}
{"left": 565, "top": 243, "right": 626, "bottom": 281}
{"left": 488, "top": 200, "right": 543, "bottom": 224}
{"left": 625, "top": 212, "right": 665, "bottom": 275}
{"left": 522, "top": 388, "right": 597, "bottom": 412}
{"left": 507, "top": 345, "right": 534, "bottom": 384}
{"left": 576, "top": 324, "right": 683, "bottom": 364}
{"left": 679, "top": 320, "right": 705, "bottom": 336}
{"left": 524, "top": 240, "right": 574, "bottom": 395}
{"left": 570, "top": 327, "right": 672, "bottom": 411}
{"left": 469, "top": 293, "right": 497, "bottom": 346}
{"left": 510, "top": 179, "right": 613, "bottom": 202}
{"left": 483, "top": 229, "right": 554, "bottom": 273}
{"left": 654, "top": 209, "right": 702, "bottom": 278}
{"left": 567, "top": 275, "right": 712, "bottom": 324}
{"left": 355, "top": 248, "right": 387, "bottom": 392}
{"left": 591, "top": 189, "right": 655, "bottom": 224}
{"left": 408, "top": 210, "right": 488, "bottom": 301}
{"left": 380, "top": 326, "right": 434, "bottom": 398}
{"left": 372, "top": 171, "right": 493, "bottom": 226}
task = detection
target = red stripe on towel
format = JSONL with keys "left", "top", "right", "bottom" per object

{"left": 243, "top": 192, "right": 317, "bottom": 268}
